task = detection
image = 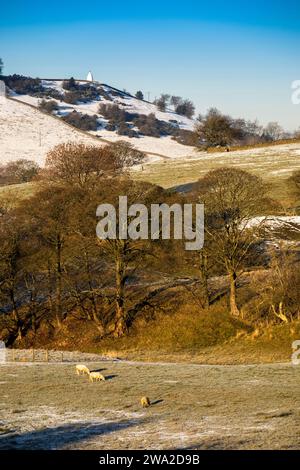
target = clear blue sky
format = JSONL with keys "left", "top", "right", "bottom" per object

{"left": 1, "top": 0, "right": 300, "bottom": 130}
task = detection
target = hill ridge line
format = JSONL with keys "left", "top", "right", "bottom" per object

{"left": 7, "top": 96, "right": 170, "bottom": 160}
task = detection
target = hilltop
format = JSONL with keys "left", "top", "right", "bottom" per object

{"left": 1, "top": 76, "right": 300, "bottom": 187}
{"left": 0, "top": 96, "right": 103, "bottom": 166}
{"left": 1, "top": 77, "right": 198, "bottom": 164}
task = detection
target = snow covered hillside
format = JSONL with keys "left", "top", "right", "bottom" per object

{"left": 2, "top": 77, "right": 300, "bottom": 171}
{"left": 8, "top": 78, "right": 199, "bottom": 161}
{"left": 0, "top": 97, "right": 103, "bottom": 166}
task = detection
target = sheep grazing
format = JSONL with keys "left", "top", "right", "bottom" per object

{"left": 89, "top": 371, "right": 105, "bottom": 382}
{"left": 75, "top": 364, "right": 90, "bottom": 376}
{"left": 140, "top": 396, "right": 151, "bottom": 408}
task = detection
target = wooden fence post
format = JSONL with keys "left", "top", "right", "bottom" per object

{"left": 32, "top": 348, "right": 35, "bottom": 362}
{"left": 61, "top": 352, "right": 63, "bottom": 363}
{"left": 45, "top": 350, "right": 49, "bottom": 363}
{"left": 12, "top": 349, "right": 15, "bottom": 362}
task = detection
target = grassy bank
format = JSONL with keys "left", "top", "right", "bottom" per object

{"left": 13, "top": 300, "right": 300, "bottom": 365}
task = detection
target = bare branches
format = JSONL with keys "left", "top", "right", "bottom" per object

{"left": 195, "top": 167, "right": 269, "bottom": 316}
{"left": 44, "top": 141, "right": 145, "bottom": 187}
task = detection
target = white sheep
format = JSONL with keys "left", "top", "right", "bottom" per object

{"left": 89, "top": 371, "right": 105, "bottom": 382}
{"left": 75, "top": 364, "right": 90, "bottom": 376}
{"left": 140, "top": 396, "right": 151, "bottom": 408}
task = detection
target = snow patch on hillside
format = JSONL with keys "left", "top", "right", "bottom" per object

{"left": 0, "top": 98, "right": 103, "bottom": 166}
{"left": 10, "top": 80, "right": 199, "bottom": 160}
{"left": 248, "top": 216, "right": 300, "bottom": 230}
{"left": 3, "top": 79, "right": 300, "bottom": 166}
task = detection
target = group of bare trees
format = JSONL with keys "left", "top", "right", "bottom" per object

{"left": 193, "top": 168, "right": 270, "bottom": 316}
{"left": 0, "top": 143, "right": 298, "bottom": 344}
{"left": 195, "top": 108, "right": 288, "bottom": 148}
{"left": 0, "top": 142, "right": 164, "bottom": 341}
{"left": 154, "top": 94, "right": 195, "bottom": 118}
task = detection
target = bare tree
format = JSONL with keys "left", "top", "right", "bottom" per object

{"left": 0, "top": 201, "right": 30, "bottom": 340}
{"left": 170, "top": 95, "right": 182, "bottom": 109}
{"left": 96, "top": 179, "right": 162, "bottom": 336}
{"left": 0, "top": 159, "right": 40, "bottom": 185}
{"left": 106, "top": 141, "right": 145, "bottom": 169}
{"left": 175, "top": 99, "right": 195, "bottom": 118}
{"left": 250, "top": 251, "right": 300, "bottom": 324}
{"left": 195, "top": 109, "right": 266, "bottom": 147}
{"left": 25, "top": 185, "right": 83, "bottom": 327}
{"left": 44, "top": 142, "right": 144, "bottom": 187}
{"left": 264, "top": 121, "right": 284, "bottom": 141}
{"left": 195, "top": 109, "right": 235, "bottom": 147}
{"left": 154, "top": 94, "right": 170, "bottom": 112}
{"left": 195, "top": 168, "right": 269, "bottom": 316}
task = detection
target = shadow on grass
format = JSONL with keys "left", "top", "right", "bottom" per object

{"left": 151, "top": 399, "right": 164, "bottom": 406}
{"left": 0, "top": 418, "right": 145, "bottom": 450}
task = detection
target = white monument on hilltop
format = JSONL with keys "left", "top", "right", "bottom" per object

{"left": 86, "top": 71, "right": 94, "bottom": 82}
{"left": 0, "top": 80, "right": 6, "bottom": 102}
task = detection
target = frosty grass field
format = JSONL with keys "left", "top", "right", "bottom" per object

{"left": 0, "top": 360, "right": 299, "bottom": 450}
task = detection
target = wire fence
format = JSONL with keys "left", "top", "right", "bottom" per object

{"left": 2, "top": 349, "right": 117, "bottom": 363}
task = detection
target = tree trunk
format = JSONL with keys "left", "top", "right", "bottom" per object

{"left": 31, "top": 312, "right": 37, "bottom": 334}
{"left": 229, "top": 271, "right": 240, "bottom": 316}
{"left": 16, "top": 325, "right": 22, "bottom": 341}
{"left": 55, "top": 235, "right": 63, "bottom": 327}
{"left": 114, "top": 248, "right": 127, "bottom": 337}
{"left": 47, "top": 260, "right": 56, "bottom": 327}
{"left": 10, "top": 289, "right": 22, "bottom": 340}
{"left": 199, "top": 252, "right": 210, "bottom": 308}
{"left": 90, "top": 305, "right": 105, "bottom": 336}
{"left": 84, "top": 248, "right": 102, "bottom": 328}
